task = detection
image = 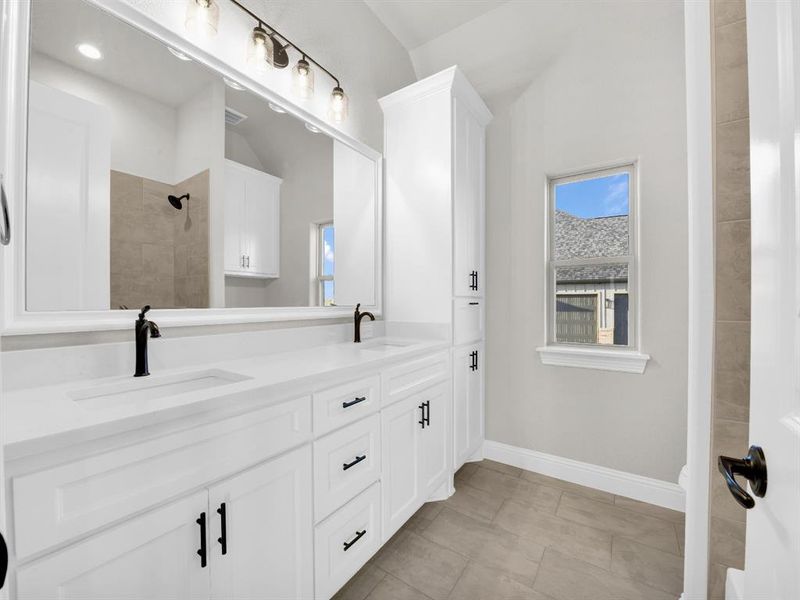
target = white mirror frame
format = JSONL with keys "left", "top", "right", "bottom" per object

{"left": 0, "top": 0, "right": 383, "bottom": 335}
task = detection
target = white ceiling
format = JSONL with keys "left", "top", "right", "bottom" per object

{"left": 31, "top": 0, "right": 218, "bottom": 107}
{"left": 363, "top": 0, "right": 509, "bottom": 51}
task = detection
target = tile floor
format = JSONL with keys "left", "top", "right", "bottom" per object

{"left": 334, "top": 460, "right": 685, "bottom": 600}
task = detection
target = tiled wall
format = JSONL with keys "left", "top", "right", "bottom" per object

{"left": 708, "top": 0, "right": 750, "bottom": 597}
{"left": 110, "top": 170, "right": 209, "bottom": 310}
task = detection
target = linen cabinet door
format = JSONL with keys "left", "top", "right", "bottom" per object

{"left": 244, "top": 172, "right": 280, "bottom": 278}
{"left": 420, "top": 382, "right": 450, "bottom": 497}
{"left": 454, "top": 344, "right": 483, "bottom": 470}
{"left": 452, "top": 98, "right": 484, "bottom": 298}
{"left": 16, "top": 491, "right": 210, "bottom": 600}
{"left": 224, "top": 161, "right": 247, "bottom": 274}
{"left": 208, "top": 445, "right": 313, "bottom": 600}
{"left": 381, "top": 395, "right": 424, "bottom": 541}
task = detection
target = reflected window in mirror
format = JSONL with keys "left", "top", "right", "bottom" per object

{"left": 316, "top": 222, "right": 335, "bottom": 306}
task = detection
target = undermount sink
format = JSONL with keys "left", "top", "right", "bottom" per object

{"left": 358, "top": 339, "right": 414, "bottom": 352}
{"left": 69, "top": 369, "right": 252, "bottom": 410}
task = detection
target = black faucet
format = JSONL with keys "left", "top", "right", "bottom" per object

{"left": 134, "top": 305, "right": 161, "bottom": 377}
{"left": 354, "top": 303, "right": 375, "bottom": 343}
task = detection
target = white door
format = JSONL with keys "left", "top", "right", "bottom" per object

{"left": 223, "top": 161, "right": 246, "bottom": 274}
{"left": 454, "top": 344, "right": 483, "bottom": 469}
{"left": 743, "top": 2, "right": 800, "bottom": 598}
{"left": 26, "top": 81, "right": 111, "bottom": 310}
{"left": 208, "top": 446, "right": 313, "bottom": 600}
{"left": 452, "top": 98, "right": 484, "bottom": 298}
{"left": 333, "top": 140, "right": 377, "bottom": 307}
{"left": 420, "top": 382, "right": 450, "bottom": 496}
{"left": 245, "top": 172, "right": 280, "bottom": 277}
{"left": 16, "top": 492, "right": 210, "bottom": 600}
{"left": 381, "top": 395, "right": 424, "bottom": 540}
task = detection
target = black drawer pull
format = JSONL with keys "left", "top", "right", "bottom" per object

{"left": 469, "top": 301, "right": 479, "bottom": 305}
{"left": 418, "top": 403, "right": 426, "bottom": 429}
{"left": 343, "top": 454, "right": 367, "bottom": 471}
{"left": 216, "top": 502, "right": 227, "bottom": 555}
{"left": 343, "top": 530, "right": 366, "bottom": 551}
{"left": 343, "top": 396, "right": 367, "bottom": 409}
{"left": 196, "top": 512, "right": 207, "bottom": 568}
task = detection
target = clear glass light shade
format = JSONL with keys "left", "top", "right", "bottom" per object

{"left": 247, "top": 26, "right": 272, "bottom": 73}
{"left": 292, "top": 58, "right": 314, "bottom": 99}
{"left": 185, "top": 0, "right": 219, "bottom": 37}
{"left": 328, "top": 86, "right": 349, "bottom": 123}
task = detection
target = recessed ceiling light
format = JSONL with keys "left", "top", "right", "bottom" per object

{"left": 223, "top": 77, "right": 246, "bottom": 91}
{"left": 304, "top": 122, "right": 320, "bottom": 134}
{"left": 167, "top": 47, "right": 192, "bottom": 61}
{"left": 268, "top": 102, "right": 286, "bottom": 114}
{"left": 76, "top": 43, "right": 102, "bottom": 60}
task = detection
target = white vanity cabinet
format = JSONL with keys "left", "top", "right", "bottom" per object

{"left": 224, "top": 159, "right": 281, "bottom": 278}
{"left": 381, "top": 67, "right": 491, "bottom": 473}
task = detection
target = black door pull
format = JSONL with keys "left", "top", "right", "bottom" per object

{"left": 196, "top": 512, "right": 207, "bottom": 567}
{"left": 216, "top": 502, "right": 227, "bottom": 555}
{"left": 343, "top": 396, "right": 367, "bottom": 409}
{"left": 0, "top": 531, "right": 7, "bottom": 590}
{"left": 419, "top": 403, "right": 427, "bottom": 429}
{"left": 718, "top": 445, "right": 767, "bottom": 509}
{"left": 343, "top": 530, "right": 366, "bottom": 551}
{"left": 343, "top": 454, "right": 367, "bottom": 471}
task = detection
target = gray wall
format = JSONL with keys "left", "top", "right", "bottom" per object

{"left": 484, "top": 2, "right": 689, "bottom": 482}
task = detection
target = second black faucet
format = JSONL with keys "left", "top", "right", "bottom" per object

{"left": 354, "top": 303, "right": 375, "bottom": 343}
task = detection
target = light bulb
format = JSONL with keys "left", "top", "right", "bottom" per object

{"left": 185, "top": 0, "right": 219, "bottom": 38}
{"left": 76, "top": 43, "right": 102, "bottom": 60}
{"left": 292, "top": 57, "right": 315, "bottom": 99}
{"left": 328, "top": 86, "right": 348, "bottom": 123}
{"left": 247, "top": 26, "right": 271, "bottom": 73}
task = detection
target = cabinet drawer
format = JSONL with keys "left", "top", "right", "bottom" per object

{"left": 454, "top": 298, "right": 484, "bottom": 345}
{"left": 313, "top": 414, "right": 381, "bottom": 521}
{"left": 12, "top": 396, "right": 312, "bottom": 560}
{"left": 382, "top": 351, "right": 450, "bottom": 407}
{"left": 314, "top": 483, "right": 381, "bottom": 600}
{"left": 313, "top": 375, "right": 380, "bottom": 435}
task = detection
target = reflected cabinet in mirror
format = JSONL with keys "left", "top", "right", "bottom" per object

{"left": 25, "top": 0, "right": 379, "bottom": 315}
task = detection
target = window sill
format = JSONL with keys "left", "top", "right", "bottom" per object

{"left": 536, "top": 345, "right": 650, "bottom": 374}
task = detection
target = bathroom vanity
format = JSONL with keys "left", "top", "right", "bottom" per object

{"left": 0, "top": 0, "right": 489, "bottom": 598}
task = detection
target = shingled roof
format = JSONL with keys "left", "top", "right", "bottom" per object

{"left": 555, "top": 210, "right": 629, "bottom": 283}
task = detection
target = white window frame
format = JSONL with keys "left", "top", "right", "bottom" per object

{"left": 537, "top": 162, "right": 649, "bottom": 373}
{"left": 315, "top": 221, "right": 334, "bottom": 306}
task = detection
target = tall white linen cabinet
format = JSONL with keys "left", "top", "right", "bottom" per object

{"left": 380, "top": 66, "right": 492, "bottom": 473}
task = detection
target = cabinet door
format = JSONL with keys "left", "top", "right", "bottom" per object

{"left": 208, "top": 446, "right": 313, "bottom": 600}
{"left": 420, "top": 382, "right": 450, "bottom": 496}
{"left": 224, "top": 161, "right": 246, "bottom": 274}
{"left": 454, "top": 344, "right": 483, "bottom": 470}
{"left": 17, "top": 492, "right": 209, "bottom": 600}
{"left": 452, "top": 98, "right": 485, "bottom": 297}
{"left": 381, "top": 394, "right": 424, "bottom": 541}
{"left": 245, "top": 173, "right": 280, "bottom": 278}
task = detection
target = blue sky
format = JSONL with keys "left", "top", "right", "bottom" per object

{"left": 322, "top": 225, "right": 334, "bottom": 276}
{"left": 555, "top": 173, "right": 629, "bottom": 218}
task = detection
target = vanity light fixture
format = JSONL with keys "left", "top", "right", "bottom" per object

{"left": 223, "top": 77, "right": 246, "bottom": 91}
{"left": 185, "top": 0, "right": 219, "bottom": 37}
{"left": 76, "top": 43, "right": 102, "bottom": 60}
{"left": 304, "top": 122, "right": 321, "bottom": 134}
{"left": 220, "top": 0, "right": 349, "bottom": 122}
{"left": 167, "top": 46, "right": 192, "bottom": 61}
{"left": 268, "top": 102, "right": 287, "bottom": 114}
{"left": 292, "top": 56, "right": 314, "bottom": 99}
{"left": 329, "top": 86, "right": 349, "bottom": 123}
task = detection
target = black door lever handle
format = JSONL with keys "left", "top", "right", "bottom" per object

{"left": 717, "top": 445, "right": 767, "bottom": 509}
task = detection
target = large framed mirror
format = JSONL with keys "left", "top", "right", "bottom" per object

{"left": 3, "top": 0, "right": 381, "bottom": 333}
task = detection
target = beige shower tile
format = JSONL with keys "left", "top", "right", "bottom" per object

{"left": 709, "top": 516, "right": 745, "bottom": 569}
{"left": 714, "top": 20, "right": 749, "bottom": 123}
{"left": 714, "top": 321, "right": 750, "bottom": 420}
{"left": 715, "top": 220, "right": 750, "bottom": 321}
{"left": 714, "top": 0, "right": 746, "bottom": 27}
{"left": 142, "top": 243, "right": 174, "bottom": 279}
{"left": 715, "top": 119, "right": 750, "bottom": 222}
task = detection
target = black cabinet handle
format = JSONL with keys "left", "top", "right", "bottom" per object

{"left": 470, "top": 350, "right": 479, "bottom": 372}
{"left": 343, "top": 454, "right": 367, "bottom": 471}
{"left": 469, "top": 270, "right": 478, "bottom": 291}
{"left": 216, "top": 502, "right": 227, "bottom": 555}
{"left": 343, "top": 396, "right": 367, "bottom": 409}
{"left": 718, "top": 445, "right": 767, "bottom": 509}
{"left": 196, "top": 512, "right": 207, "bottom": 568}
{"left": 343, "top": 530, "right": 366, "bottom": 551}
{"left": 469, "top": 301, "right": 479, "bottom": 305}
{"left": 418, "top": 403, "right": 426, "bottom": 429}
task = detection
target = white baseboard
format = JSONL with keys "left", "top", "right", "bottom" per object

{"left": 483, "top": 440, "right": 685, "bottom": 512}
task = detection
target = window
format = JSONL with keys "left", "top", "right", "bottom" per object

{"left": 547, "top": 165, "right": 636, "bottom": 349}
{"left": 317, "top": 222, "right": 335, "bottom": 306}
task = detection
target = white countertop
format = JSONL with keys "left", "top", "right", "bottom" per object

{"left": 4, "top": 337, "right": 448, "bottom": 459}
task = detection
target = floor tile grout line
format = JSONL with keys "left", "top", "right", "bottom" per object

{"left": 443, "top": 558, "right": 471, "bottom": 600}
